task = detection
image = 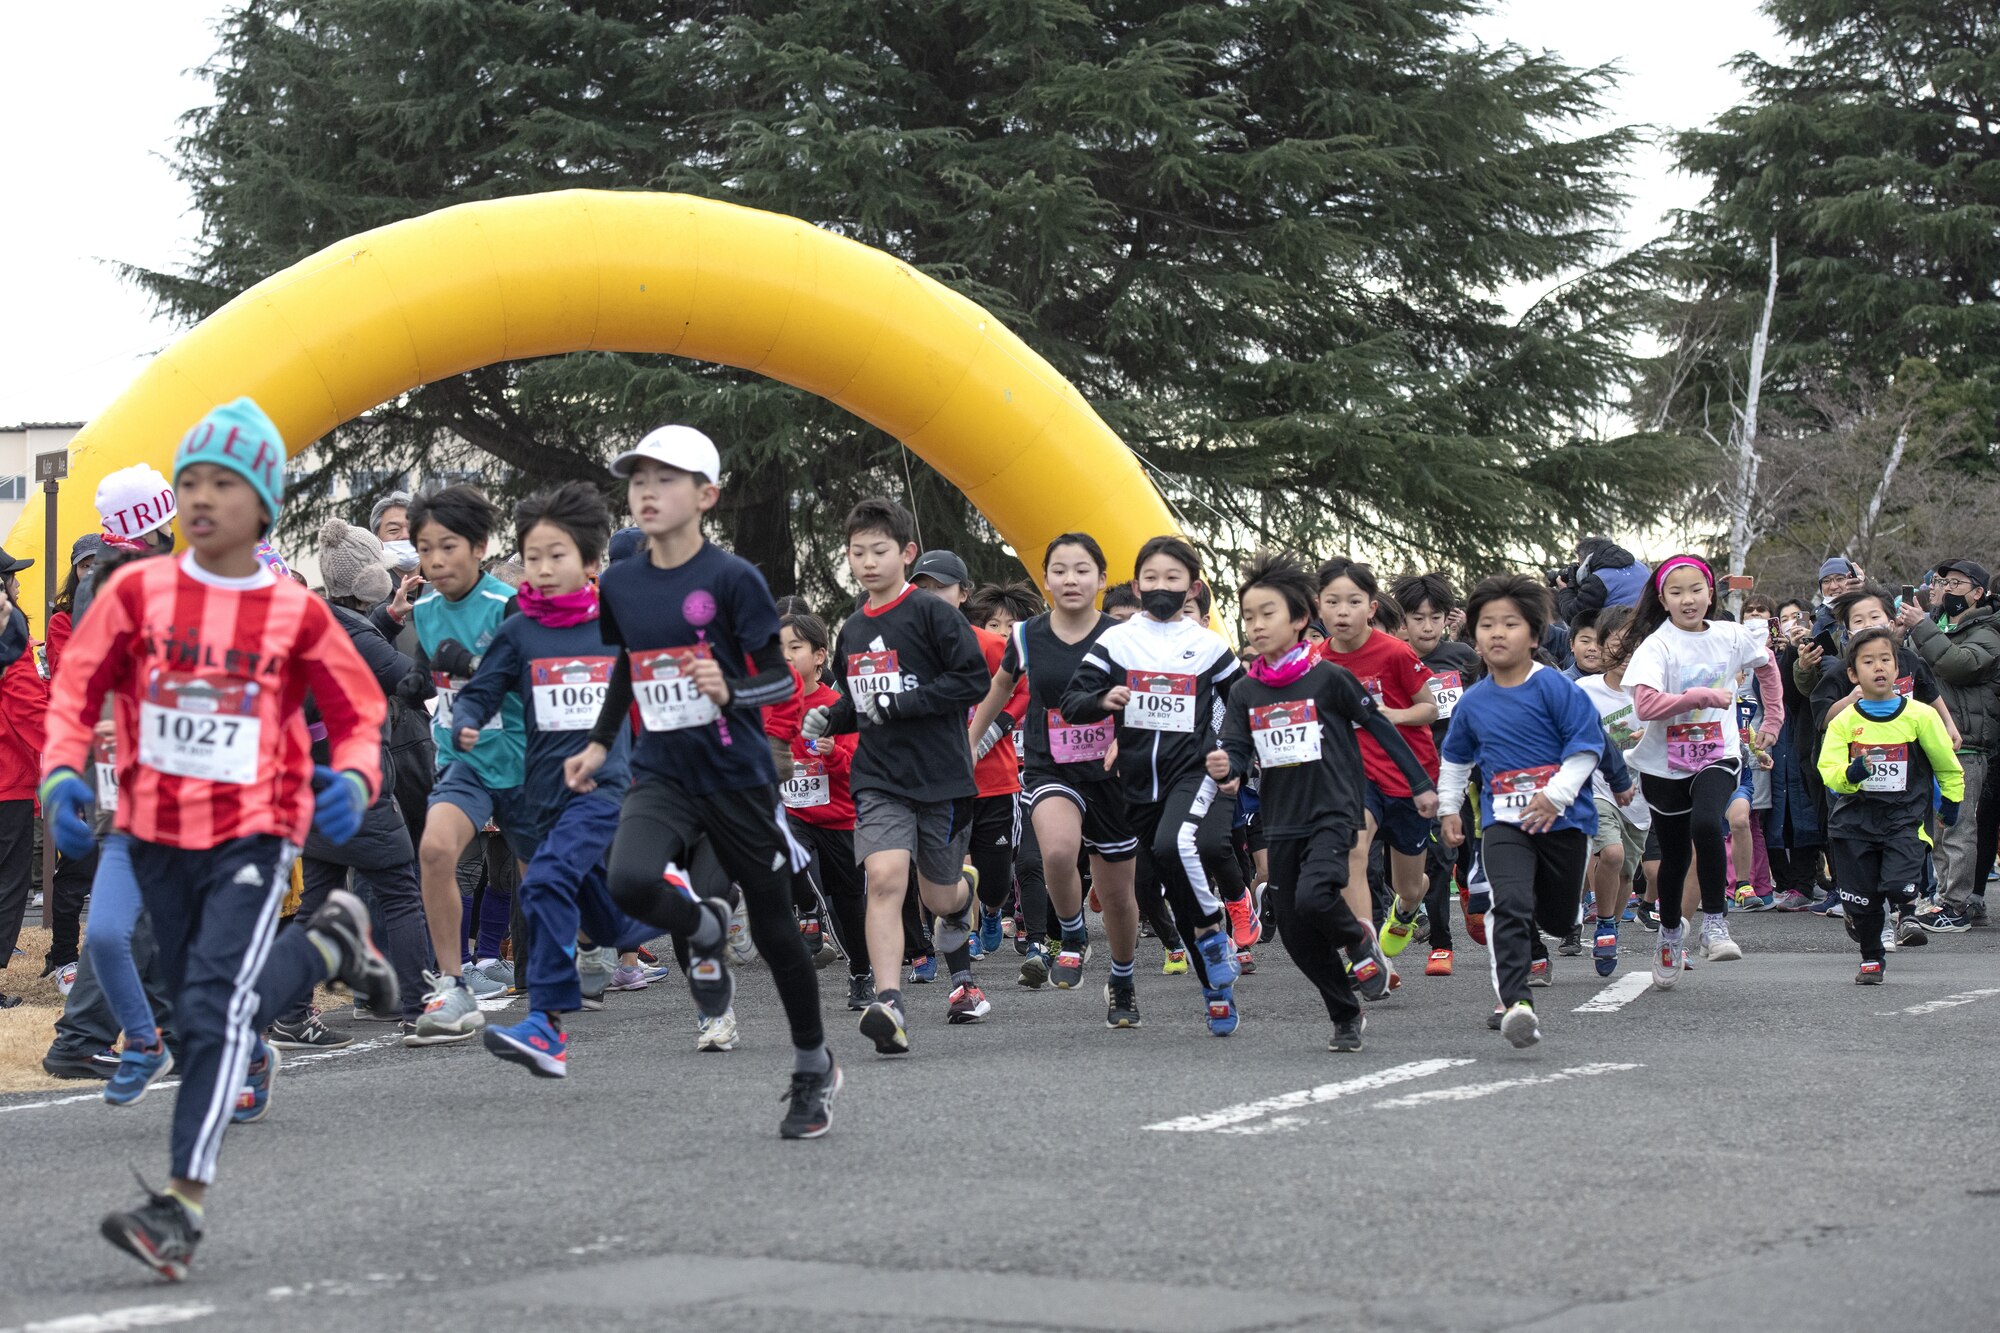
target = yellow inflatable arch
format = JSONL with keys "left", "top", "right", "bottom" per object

{"left": 8, "top": 190, "right": 1181, "bottom": 615}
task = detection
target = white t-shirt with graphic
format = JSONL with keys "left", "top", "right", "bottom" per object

{"left": 1576, "top": 673, "right": 1653, "bottom": 830}
{"left": 1621, "top": 620, "right": 1769, "bottom": 779}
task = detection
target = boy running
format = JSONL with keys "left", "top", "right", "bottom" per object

{"left": 565, "top": 426, "right": 837, "bottom": 1137}
{"left": 1390, "top": 572, "right": 1480, "bottom": 976}
{"left": 43, "top": 398, "right": 397, "bottom": 1278}
{"left": 802, "top": 499, "right": 993, "bottom": 1053}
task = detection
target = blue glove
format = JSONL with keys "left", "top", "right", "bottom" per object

{"left": 311, "top": 765, "right": 370, "bottom": 845}
{"left": 1940, "top": 798, "right": 1960, "bottom": 828}
{"left": 39, "top": 769, "right": 96, "bottom": 858}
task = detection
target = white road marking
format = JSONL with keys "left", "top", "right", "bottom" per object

{"left": 1894, "top": 988, "right": 2000, "bottom": 1017}
{"left": 1144, "top": 1058, "right": 1473, "bottom": 1133}
{"left": 1573, "top": 971, "right": 1652, "bottom": 1013}
{"left": 1, "top": 1032, "right": 405, "bottom": 1116}
{"left": 2, "top": 1302, "right": 215, "bottom": 1332}
{"left": 478, "top": 997, "right": 519, "bottom": 1012}
{"left": 1214, "top": 1115, "right": 1311, "bottom": 1137}
{"left": 1372, "top": 1062, "right": 1641, "bottom": 1109}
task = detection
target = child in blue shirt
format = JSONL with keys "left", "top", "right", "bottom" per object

{"left": 1439, "top": 574, "right": 1605, "bottom": 1049}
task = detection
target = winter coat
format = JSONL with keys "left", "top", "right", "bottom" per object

{"left": 0, "top": 642, "right": 48, "bottom": 802}
{"left": 1907, "top": 603, "right": 2000, "bottom": 754}
{"left": 1556, "top": 540, "right": 1649, "bottom": 623}
{"left": 303, "top": 603, "right": 430, "bottom": 869}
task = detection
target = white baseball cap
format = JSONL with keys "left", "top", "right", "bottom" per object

{"left": 610, "top": 425, "right": 722, "bottom": 484}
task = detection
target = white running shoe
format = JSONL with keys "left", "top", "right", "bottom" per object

{"left": 726, "top": 899, "right": 759, "bottom": 964}
{"left": 1881, "top": 923, "right": 1898, "bottom": 953}
{"left": 406, "top": 971, "right": 485, "bottom": 1045}
{"left": 1700, "top": 914, "right": 1743, "bottom": 962}
{"left": 697, "top": 1010, "right": 740, "bottom": 1052}
{"left": 1652, "top": 925, "right": 1686, "bottom": 991}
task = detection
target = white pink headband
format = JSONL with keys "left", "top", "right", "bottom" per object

{"left": 1654, "top": 555, "right": 1713, "bottom": 593}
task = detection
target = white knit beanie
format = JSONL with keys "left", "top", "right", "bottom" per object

{"left": 318, "top": 518, "right": 393, "bottom": 604}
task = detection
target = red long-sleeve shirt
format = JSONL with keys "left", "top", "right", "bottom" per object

{"left": 43, "top": 554, "right": 384, "bottom": 850}
{"left": 0, "top": 647, "right": 50, "bottom": 803}
{"left": 973, "top": 625, "right": 1029, "bottom": 799}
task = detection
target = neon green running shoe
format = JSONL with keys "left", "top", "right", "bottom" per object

{"left": 1380, "top": 899, "right": 1422, "bottom": 959}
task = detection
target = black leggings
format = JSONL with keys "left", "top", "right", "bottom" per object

{"left": 606, "top": 780, "right": 823, "bottom": 1052}
{"left": 1130, "top": 771, "right": 1224, "bottom": 987}
{"left": 1015, "top": 815, "right": 1047, "bottom": 940}
{"left": 969, "top": 794, "right": 1018, "bottom": 912}
{"left": 1268, "top": 829, "right": 1367, "bottom": 1023}
{"left": 1197, "top": 792, "right": 1247, "bottom": 902}
{"left": 792, "top": 820, "right": 868, "bottom": 979}
{"left": 1639, "top": 763, "right": 1739, "bottom": 929}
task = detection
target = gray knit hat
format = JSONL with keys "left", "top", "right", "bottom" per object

{"left": 368, "top": 490, "right": 412, "bottom": 538}
{"left": 318, "top": 517, "right": 393, "bottom": 604}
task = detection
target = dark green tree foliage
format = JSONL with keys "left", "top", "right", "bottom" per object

{"left": 1661, "top": 0, "right": 2000, "bottom": 418}
{"left": 135, "top": 0, "right": 1683, "bottom": 597}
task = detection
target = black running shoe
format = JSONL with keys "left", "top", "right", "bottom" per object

{"left": 266, "top": 1011, "right": 353, "bottom": 1051}
{"left": 307, "top": 888, "right": 399, "bottom": 1016}
{"left": 1558, "top": 928, "right": 1583, "bottom": 957}
{"left": 845, "top": 972, "right": 875, "bottom": 1011}
{"left": 1329, "top": 1014, "right": 1366, "bottom": 1052}
{"left": 687, "top": 898, "right": 737, "bottom": 1022}
{"left": 1104, "top": 979, "right": 1142, "bottom": 1029}
{"left": 779, "top": 1061, "right": 843, "bottom": 1139}
{"left": 101, "top": 1180, "right": 202, "bottom": 1282}
{"left": 1637, "top": 901, "right": 1661, "bottom": 932}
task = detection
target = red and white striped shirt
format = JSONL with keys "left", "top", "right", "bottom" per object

{"left": 44, "top": 553, "right": 385, "bottom": 850}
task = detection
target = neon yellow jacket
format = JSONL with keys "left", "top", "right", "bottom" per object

{"left": 1815, "top": 696, "right": 1963, "bottom": 842}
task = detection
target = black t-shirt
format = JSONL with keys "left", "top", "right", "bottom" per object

{"left": 1003, "top": 611, "right": 1118, "bottom": 786}
{"left": 826, "top": 584, "right": 990, "bottom": 802}
{"left": 1219, "top": 660, "right": 1432, "bottom": 841}
{"left": 595, "top": 541, "right": 788, "bottom": 794}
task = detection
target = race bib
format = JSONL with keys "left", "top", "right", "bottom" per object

{"left": 1048, "top": 709, "right": 1113, "bottom": 764}
{"left": 433, "top": 672, "right": 504, "bottom": 734}
{"left": 1490, "top": 764, "right": 1557, "bottom": 825}
{"left": 94, "top": 740, "right": 118, "bottom": 811}
{"left": 845, "top": 650, "right": 904, "bottom": 700}
{"left": 1431, "top": 672, "right": 1463, "bottom": 719}
{"left": 1896, "top": 675, "right": 1915, "bottom": 699}
{"left": 1602, "top": 703, "right": 1642, "bottom": 752}
{"left": 1124, "top": 671, "right": 1196, "bottom": 733}
{"left": 1849, "top": 742, "right": 1908, "bottom": 793}
{"left": 781, "top": 759, "right": 830, "bottom": 809}
{"left": 1251, "top": 701, "right": 1321, "bottom": 768}
{"left": 1354, "top": 675, "right": 1386, "bottom": 729}
{"left": 632, "top": 645, "right": 720, "bottom": 733}
{"left": 138, "top": 672, "right": 263, "bottom": 785}
{"left": 1665, "top": 720, "right": 1725, "bottom": 774}
{"left": 530, "top": 656, "right": 615, "bottom": 732}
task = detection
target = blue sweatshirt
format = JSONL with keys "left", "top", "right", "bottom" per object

{"left": 451, "top": 611, "right": 632, "bottom": 841}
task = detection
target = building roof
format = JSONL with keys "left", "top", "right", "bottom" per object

{"left": 1, "top": 422, "right": 85, "bottom": 432}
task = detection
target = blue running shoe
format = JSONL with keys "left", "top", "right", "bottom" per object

{"left": 977, "top": 908, "right": 1005, "bottom": 955}
{"left": 1203, "top": 985, "right": 1239, "bottom": 1037}
{"left": 483, "top": 1012, "right": 567, "bottom": 1078}
{"left": 103, "top": 1044, "right": 174, "bottom": 1108}
{"left": 1622, "top": 895, "right": 1637, "bottom": 923}
{"left": 231, "top": 1041, "right": 281, "bottom": 1124}
{"left": 1196, "top": 930, "right": 1241, "bottom": 988}
{"left": 908, "top": 953, "right": 938, "bottom": 984}
{"left": 1592, "top": 918, "right": 1619, "bottom": 978}
{"left": 967, "top": 932, "right": 986, "bottom": 960}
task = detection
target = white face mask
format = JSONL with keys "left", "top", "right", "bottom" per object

{"left": 382, "top": 539, "right": 420, "bottom": 573}
{"left": 1744, "top": 617, "right": 1768, "bottom": 639}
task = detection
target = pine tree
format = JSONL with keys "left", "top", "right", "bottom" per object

{"left": 134, "top": 0, "right": 1688, "bottom": 594}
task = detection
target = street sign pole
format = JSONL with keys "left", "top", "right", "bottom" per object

{"left": 33, "top": 450, "right": 67, "bottom": 932}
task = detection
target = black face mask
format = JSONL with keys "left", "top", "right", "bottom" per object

{"left": 1940, "top": 592, "right": 1971, "bottom": 619}
{"left": 1141, "top": 587, "right": 1185, "bottom": 621}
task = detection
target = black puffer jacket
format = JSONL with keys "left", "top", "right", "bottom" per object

{"left": 304, "top": 603, "right": 431, "bottom": 869}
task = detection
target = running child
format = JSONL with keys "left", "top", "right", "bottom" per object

{"left": 778, "top": 610, "right": 871, "bottom": 1013}
{"left": 1573, "top": 605, "right": 1650, "bottom": 977}
{"left": 1315, "top": 559, "right": 1441, "bottom": 971}
{"left": 1062, "top": 536, "right": 1245, "bottom": 1035}
{"left": 1437, "top": 574, "right": 1605, "bottom": 1049}
{"left": 1610, "top": 556, "right": 1782, "bottom": 987}
{"left": 1815, "top": 626, "right": 1964, "bottom": 983}
{"left": 970, "top": 534, "right": 1142, "bottom": 1007}
{"left": 564, "top": 425, "right": 837, "bottom": 1137}
{"left": 43, "top": 398, "right": 398, "bottom": 1278}
{"left": 1390, "top": 571, "right": 1480, "bottom": 977}
{"left": 801, "top": 499, "right": 992, "bottom": 1053}
{"left": 403, "top": 484, "right": 532, "bottom": 1044}
{"left": 1211, "top": 554, "right": 1435, "bottom": 1052}
{"left": 446, "top": 483, "right": 657, "bottom": 1078}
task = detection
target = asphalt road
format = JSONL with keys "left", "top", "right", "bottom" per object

{"left": 2, "top": 909, "right": 1996, "bottom": 1333}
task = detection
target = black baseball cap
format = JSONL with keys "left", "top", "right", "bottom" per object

{"left": 911, "top": 550, "right": 970, "bottom": 588}
{"left": 0, "top": 548, "right": 35, "bottom": 576}
{"left": 1934, "top": 559, "right": 1990, "bottom": 589}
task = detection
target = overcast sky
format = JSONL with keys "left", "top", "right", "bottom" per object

{"left": 0, "top": 1, "right": 1785, "bottom": 428}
